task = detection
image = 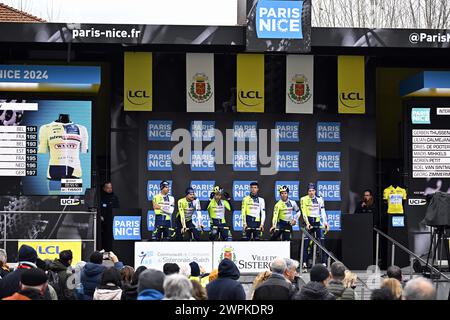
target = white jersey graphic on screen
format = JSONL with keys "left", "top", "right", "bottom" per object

{"left": 38, "top": 121, "right": 89, "bottom": 180}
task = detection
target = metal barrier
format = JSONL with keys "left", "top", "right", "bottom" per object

{"left": 299, "top": 227, "right": 373, "bottom": 299}
{"left": 374, "top": 227, "right": 450, "bottom": 291}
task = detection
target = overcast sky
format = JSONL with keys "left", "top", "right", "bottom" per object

{"left": 2, "top": 0, "right": 238, "bottom": 25}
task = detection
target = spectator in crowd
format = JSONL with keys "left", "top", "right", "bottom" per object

{"left": 0, "top": 245, "right": 50, "bottom": 300}
{"left": 208, "top": 269, "right": 218, "bottom": 282}
{"left": 387, "top": 265, "right": 404, "bottom": 286}
{"left": 179, "top": 264, "right": 191, "bottom": 278}
{"left": 2, "top": 268, "right": 49, "bottom": 300}
{"left": 327, "top": 262, "right": 356, "bottom": 300}
{"left": 284, "top": 258, "right": 304, "bottom": 293}
{"left": 93, "top": 267, "right": 123, "bottom": 300}
{"left": 0, "top": 249, "right": 11, "bottom": 279}
{"left": 122, "top": 266, "right": 147, "bottom": 300}
{"left": 80, "top": 251, "right": 124, "bottom": 300}
{"left": 120, "top": 266, "right": 135, "bottom": 286}
{"left": 250, "top": 271, "right": 272, "bottom": 299}
{"left": 381, "top": 278, "right": 402, "bottom": 300}
{"left": 189, "top": 261, "right": 209, "bottom": 287}
{"left": 137, "top": 269, "right": 165, "bottom": 300}
{"left": 294, "top": 264, "right": 335, "bottom": 300}
{"left": 403, "top": 277, "right": 436, "bottom": 300}
{"left": 191, "top": 279, "right": 207, "bottom": 300}
{"left": 253, "top": 258, "right": 295, "bottom": 300}
{"left": 343, "top": 270, "right": 359, "bottom": 300}
{"left": 370, "top": 287, "right": 394, "bottom": 300}
{"left": 163, "top": 274, "right": 195, "bottom": 300}
{"left": 47, "top": 250, "right": 75, "bottom": 300}
{"left": 163, "top": 263, "right": 180, "bottom": 276}
{"left": 206, "top": 259, "right": 246, "bottom": 300}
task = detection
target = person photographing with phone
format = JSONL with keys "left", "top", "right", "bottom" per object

{"left": 300, "top": 183, "right": 329, "bottom": 271}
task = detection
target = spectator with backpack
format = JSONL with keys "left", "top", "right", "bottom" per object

{"left": 327, "top": 262, "right": 356, "bottom": 300}
{"left": 47, "top": 250, "right": 76, "bottom": 300}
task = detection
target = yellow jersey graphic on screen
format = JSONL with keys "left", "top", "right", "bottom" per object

{"left": 383, "top": 185, "right": 407, "bottom": 214}
{"left": 38, "top": 121, "right": 89, "bottom": 180}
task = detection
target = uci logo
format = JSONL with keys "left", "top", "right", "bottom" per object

{"left": 408, "top": 199, "right": 427, "bottom": 206}
{"left": 238, "top": 90, "right": 263, "bottom": 107}
{"left": 127, "top": 90, "right": 151, "bottom": 105}
{"left": 339, "top": 92, "right": 364, "bottom": 108}
{"left": 61, "top": 198, "right": 80, "bottom": 206}
{"left": 38, "top": 246, "right": 60, "bottom": 255}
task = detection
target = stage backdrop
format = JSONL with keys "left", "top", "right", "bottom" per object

{"left": 112, "top": 112, "right": 376, "bottom": 243}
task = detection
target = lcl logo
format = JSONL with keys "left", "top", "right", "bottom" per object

{"left": 339, "top": 92, "right": 364, "bottom": 108}
{"left": 127, "top": 90, "right": 151, "bottom": 105}
{"left": 238, "top": 90, "right": 263, "bottom": 107}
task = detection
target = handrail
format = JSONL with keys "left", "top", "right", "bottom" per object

{"left": 300, "top": 227, "right": 373, "bottom": 293}
{"left": 374, "top": 227, "right": 450, "bottom": 281}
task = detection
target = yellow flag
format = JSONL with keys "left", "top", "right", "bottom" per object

{"left": 237, "top": 54, "right": 264, "bottom": 113}
{"left": 338, "top": 56, "right": 365, "bottom": 114}
{"left": 124, "top": 52, "right": 153, "bottom": 111}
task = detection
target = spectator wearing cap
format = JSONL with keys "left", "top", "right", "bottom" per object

{"left": 3, "top": 268, "right": 49, "bottom": 300}
{"left": 0, "top": 245, "right": 53, "bottom": 299}
{"left": 206, "top": 259, "right": 246, "bottom": 300}
{"left": 188, "top": 261, "right": 209, "bottom": 287}
{"left": 294, "top": 264, "right": 335, "bottom": 300}
{"left": 0, "top": 248, "right": 11, "bottom": 279}
{"left": 253, "top": 257, "right": 295, "bottom": 300}
{"left": 47, "top": 250, "right": 75, "bottom": 300}
{"left": 163, "top": 263, "right": 180, "bottom": 276}
{"left": 121, "top": 266, "right": 147, "bottom": 301}
{"left": 328, "top": 262, "right": 356, "bottom": 300}
{"left": 137, "top": 269, "right": 165, "bottom": 300}
{"left": 79, "top": 251, "right": 124, "bottom": 300}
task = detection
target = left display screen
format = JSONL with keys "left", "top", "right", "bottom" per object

{"left": 0, "top": 99, "right": 92, "bottom": 196}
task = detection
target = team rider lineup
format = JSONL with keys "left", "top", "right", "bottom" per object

{"left": 151, "top": 180, "right": 330, "bottom": 268}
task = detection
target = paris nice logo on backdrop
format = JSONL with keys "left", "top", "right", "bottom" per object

{"left": 288, "top": 74, "right": 311, "bottom": 104}
{"left": 189, "top": 73, "right": 212, "bottom": 103}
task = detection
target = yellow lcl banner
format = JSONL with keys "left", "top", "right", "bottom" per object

{"left": 124, "top": 52, "right": 153, "bottom": 111}
{"left": 18, "top": 240, "right": 82, "bottom": 264}
{"left": 237, "top": 54, "right": 264, "bottom": 113}
{"left": 338, "top": 56, "right": 365, "bottom": 114}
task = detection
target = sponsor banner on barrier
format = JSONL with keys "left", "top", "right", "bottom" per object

{"left": 18, "top": 240, "right": 82, "bottom": 264}
{"left": 317, "top": 122, "right": 341, "bottom": 142}
{"left": 233, "top": 210, "right": 243, "bottom": 232}
{"left": 276, "top": 151, "right": 300, "bottom": 172}
{"left": 233, "top": 121, "right": 258, "bottom": 141}
{"left": 275, "top": 181, "right": 300, "bottom": 200}
{"left": 275, "top": 122, "right": 300, "bottom": 142}
{"left": 124, "top": 52, "right": 152, "bottom": 111}
{"left": 338, "top": 56, "right": 365, "bottom": 114}
{"left": 186, "top": 53, "right": 215, "bottom": 112}
{"left": 147, "top": 150, "right": 172, "bottom": 171}
{"left": 317, "top": 152, "right": 341, "bottom": 172}
{"left": 286, "top": 55, "right": 313, "bottom": 114}
{"left": 191, "top": 181, "right": 215, "bottom": 201}
{"left": 233, "top": 151, "right": 258, "bottom": 171}
{"left": 212, "top": 241, "right": 290, "bottom": 273}
{"left": 113, "top": 216, "right": 141, "bottom": 240}
{"left": 191, "top": 120, "right": 215, "bottom": 141}
{"left": 191, "top": 151, "right": 215, "bottom": 171}
{"left": 326, "top": 211, "right": 341, "bottom": 231}
{"left": 147, "top": 120, "right": 172, "bottom": 141}
{"left": 233, "top": 181, "right": 253, "bottom": 201}
{"left": 237, "top": 54, "right": 264, "bottom": 113}
{"left": 411, "top": 108, "right": 431, "bottom": 124}
{"left": 147, "top": 180, "right": 172, "bottom": 201}
{"left": 317, "top": 181, "right": 341, "bottom": 201}
{"left": 135, "top": 242, "right": 213, "bottom": 271}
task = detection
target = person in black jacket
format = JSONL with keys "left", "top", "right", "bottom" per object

{"left": 122, "top": 266, "right": 147, "bottom": 300}
{"left": 100, "top": 181, "right": 120, "bottom": 251}
{"left": 253, "top": 257, "right": 295, "bottom": 300}
{"left": 294, "top": 264, "right": 335, "bottom": 300}
{"left": 0, "top": 245, "right": 51, "bottom": 300}
{"left": 354, "top": 189, "right": 376, "bottom": 214}
{"left": 206, "top": 259, "right": 246, "bottom": 300}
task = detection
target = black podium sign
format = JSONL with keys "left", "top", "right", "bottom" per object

{"left": 342, "top": 213, "right": 373, "bottom": 270}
